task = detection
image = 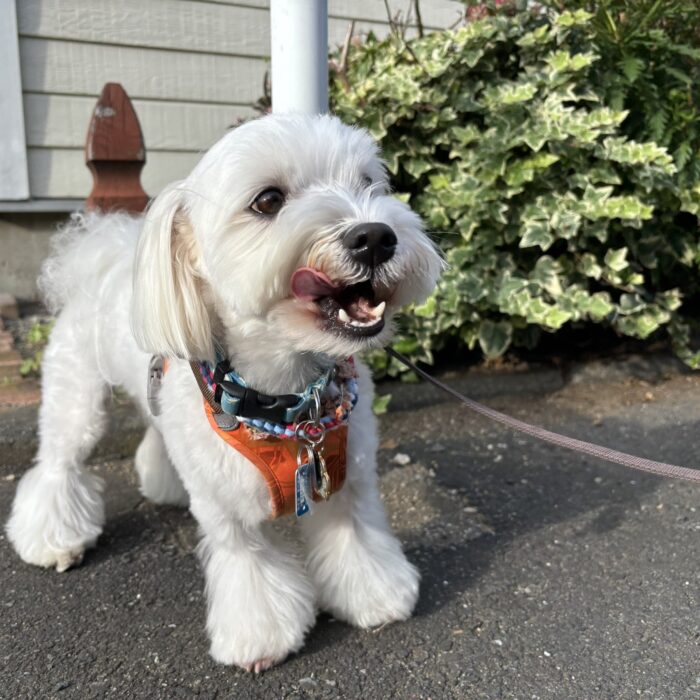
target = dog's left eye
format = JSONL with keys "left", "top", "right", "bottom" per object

{"left": 251, "top": 188, "right": 285, "bottom": 216}
{"left": 361, "top": 175, "right": 373, "bottom": 188}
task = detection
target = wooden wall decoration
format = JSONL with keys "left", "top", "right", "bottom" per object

{"left": 85, "top": 82, "right": 149, "bottom": 214}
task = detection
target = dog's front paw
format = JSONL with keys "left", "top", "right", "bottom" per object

{"left": 210, "top": 633, "right": 294, "bottom": 672}
{"left": 241, "top": 656, "right": 284, "bottom": 674}
{"left": 309, "top": 528, "right": 420, "bottom": 629}
{"left": 12, "top": 539, "right": 90, "bottom": 573}
{"left": 202, "top": 542, "right": 316, "bottom": 670}
{"left": 207, "top": 585, "right": 315, "bottom": 670}
{"left": 6, "top": 466, "right": 104, "bottom": 572}
{"left": 208, "top": 609, "right": 312, "bottom": 672}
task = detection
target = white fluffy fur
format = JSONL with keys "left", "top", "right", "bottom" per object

{"left": 134, "top": 425, "right": 189, "bottom": 506}
{"left": 6, "top": 113, "right": 442, "bottom": 671}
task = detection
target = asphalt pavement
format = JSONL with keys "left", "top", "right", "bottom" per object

{"left": 1, "top": 354, "right": 699, "bottom": 699}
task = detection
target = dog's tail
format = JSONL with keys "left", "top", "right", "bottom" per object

{"left": 39, "top": 211, "right": 141, "bottom": 314}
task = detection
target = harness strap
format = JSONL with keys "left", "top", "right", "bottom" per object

{"left": 189, "top": 361, "right": 222, "bottom": 413}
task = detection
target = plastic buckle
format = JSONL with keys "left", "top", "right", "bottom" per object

{"left": 218, "top": 379, "right": 302, "bottom": 424}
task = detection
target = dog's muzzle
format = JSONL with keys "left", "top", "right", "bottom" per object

{"left": 289, "top": 222, "right": 401, "bottom": 339}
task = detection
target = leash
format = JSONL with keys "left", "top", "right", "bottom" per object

{"left": 386, "top": 348, "right": 700, "bottom": 484}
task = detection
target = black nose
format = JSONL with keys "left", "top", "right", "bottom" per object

{"left": 342, "top": 223, "right": 397, "bottom": 268}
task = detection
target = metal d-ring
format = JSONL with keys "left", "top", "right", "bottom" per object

{"left": 295, "top": 386, "right": 330, "bottom": 499}
{"left": 295, "top": 386, "right": 326, "bottom": 445}
{"left": 295, "top": 420, "right": 325, "bottom": 446}
{"left": 309, "top": 386, "right": 322, "bottom": 422}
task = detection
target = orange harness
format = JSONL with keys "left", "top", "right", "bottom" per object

{"left": 156, "top": 357, "right": 350, "bottom": 518}
{"left": 203, "top": 402, "right": 347, "bottom": 518}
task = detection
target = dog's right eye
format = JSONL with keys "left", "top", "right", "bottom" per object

{"left": 250, "top": 188, "right": 285, "bottom": 216}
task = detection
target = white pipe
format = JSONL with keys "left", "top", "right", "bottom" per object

{"left": 270, "top": 0, "right": 328, "bottom": 114}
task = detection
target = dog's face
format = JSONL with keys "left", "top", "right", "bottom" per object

{"left": 132, "top": 114, "right": 442, "bottom": 362}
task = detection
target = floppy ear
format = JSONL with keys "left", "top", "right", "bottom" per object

{"left": 131, "top": 183, "right": 214, "bottom": 360}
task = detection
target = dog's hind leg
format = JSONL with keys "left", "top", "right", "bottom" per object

{"left": 135, "top": 425, "right": 188, "bottom": 506}
{"left": 6, "top": 309, "right": 109, "bottom": 572}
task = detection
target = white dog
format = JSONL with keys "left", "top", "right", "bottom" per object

{"left": 6, "top": 113, "right": 442, "bottom": 672}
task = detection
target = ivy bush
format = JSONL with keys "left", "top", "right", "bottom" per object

{"left": 330, "top": 5, "right": 700, "bottom": 374}
{"left": 541, "top": 0, "right": 700, "bottom": 187}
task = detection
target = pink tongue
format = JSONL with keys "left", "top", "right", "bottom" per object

{"left": 291, "top": 267, "right": 339, "bottom": 301}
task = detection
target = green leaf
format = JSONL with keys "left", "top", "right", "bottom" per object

{"left": 554, "top": 10, "right": 594, "bottom": 28}
{"left": 543, "top": 307, "right": 572, "bottom": 329}
{"left": 550, "top": 210, "right": 581, "bottom": 239}
{"left": 531, "top": 256, "right": 563, "bottom": 297}
{"left": 404, "top": 158, "right": 433, "bottom": 178}
{"left": 580, "top": 253, "right": 603, "bottom": 279}
{"left": 587, "top": 293, "right": 614, "bottom": 321}
{"left": 619, "top": 293, "right": 645, "bottom": 315}
{"left": 545, "top": 50, "right": 597, "bottom": 75}
{"left": 604, "top": 247, "right": 629, "bottom": 272}
{"left": 520, "top": 220, "right": 554, "bottom": 250}
{"left": 478, "top": 320, "right": 513, "bottom": 359}
{"left": 620, "top": 56, "right": 644, "bottom": 83}
{"left": 393, "top": 338, "right": 419, "bottom": 355}
{"left": 414, "top": 296, "right": 437, "bottom": 318}
{"left": 372, "top": 394, "right": 392, "bottom": 415}
{"left": 517, "top": 24, "right": 550, "bottom": 47}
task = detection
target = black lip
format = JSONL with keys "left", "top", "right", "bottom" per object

{"left": 316, "top": 280, "right": 386, "bottom": 338}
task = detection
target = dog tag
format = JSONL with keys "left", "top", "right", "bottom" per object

{"left": 147, "top": 355, "right": 164, "bottom": 416}
{"left": 295, "top": 461, "right": 314, "bottom": 517}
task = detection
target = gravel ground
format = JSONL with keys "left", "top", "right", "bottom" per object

{"left": 1, "top": 354, "right": 699, "bottom": 699}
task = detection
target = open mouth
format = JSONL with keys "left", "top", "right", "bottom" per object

{"left": 291, "top": 267, "right": 387, "bottom": 337}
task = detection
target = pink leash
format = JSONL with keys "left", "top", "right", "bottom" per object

{"left": 387, "top": 348, "right": 700, "bottom": 484}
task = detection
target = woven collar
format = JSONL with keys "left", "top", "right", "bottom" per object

{"left": 195, "top": 357, "right": 358, "bottom": 438}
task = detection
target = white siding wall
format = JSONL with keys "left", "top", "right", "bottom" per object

{"left": 16, "top": 0, "right": 464, "bottom": 199}
{"left": 0, "top": 1, "right": 29, "bottom": 199}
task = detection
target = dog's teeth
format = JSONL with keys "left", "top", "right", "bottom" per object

{"left": 348, "top": 317, "right": 381, "bottom": 328}
{"left": 338, "top": 309, "right": 351, "bottom": 323}
{"left": 374, "top": 301, "right": 386, "bottom": 318}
